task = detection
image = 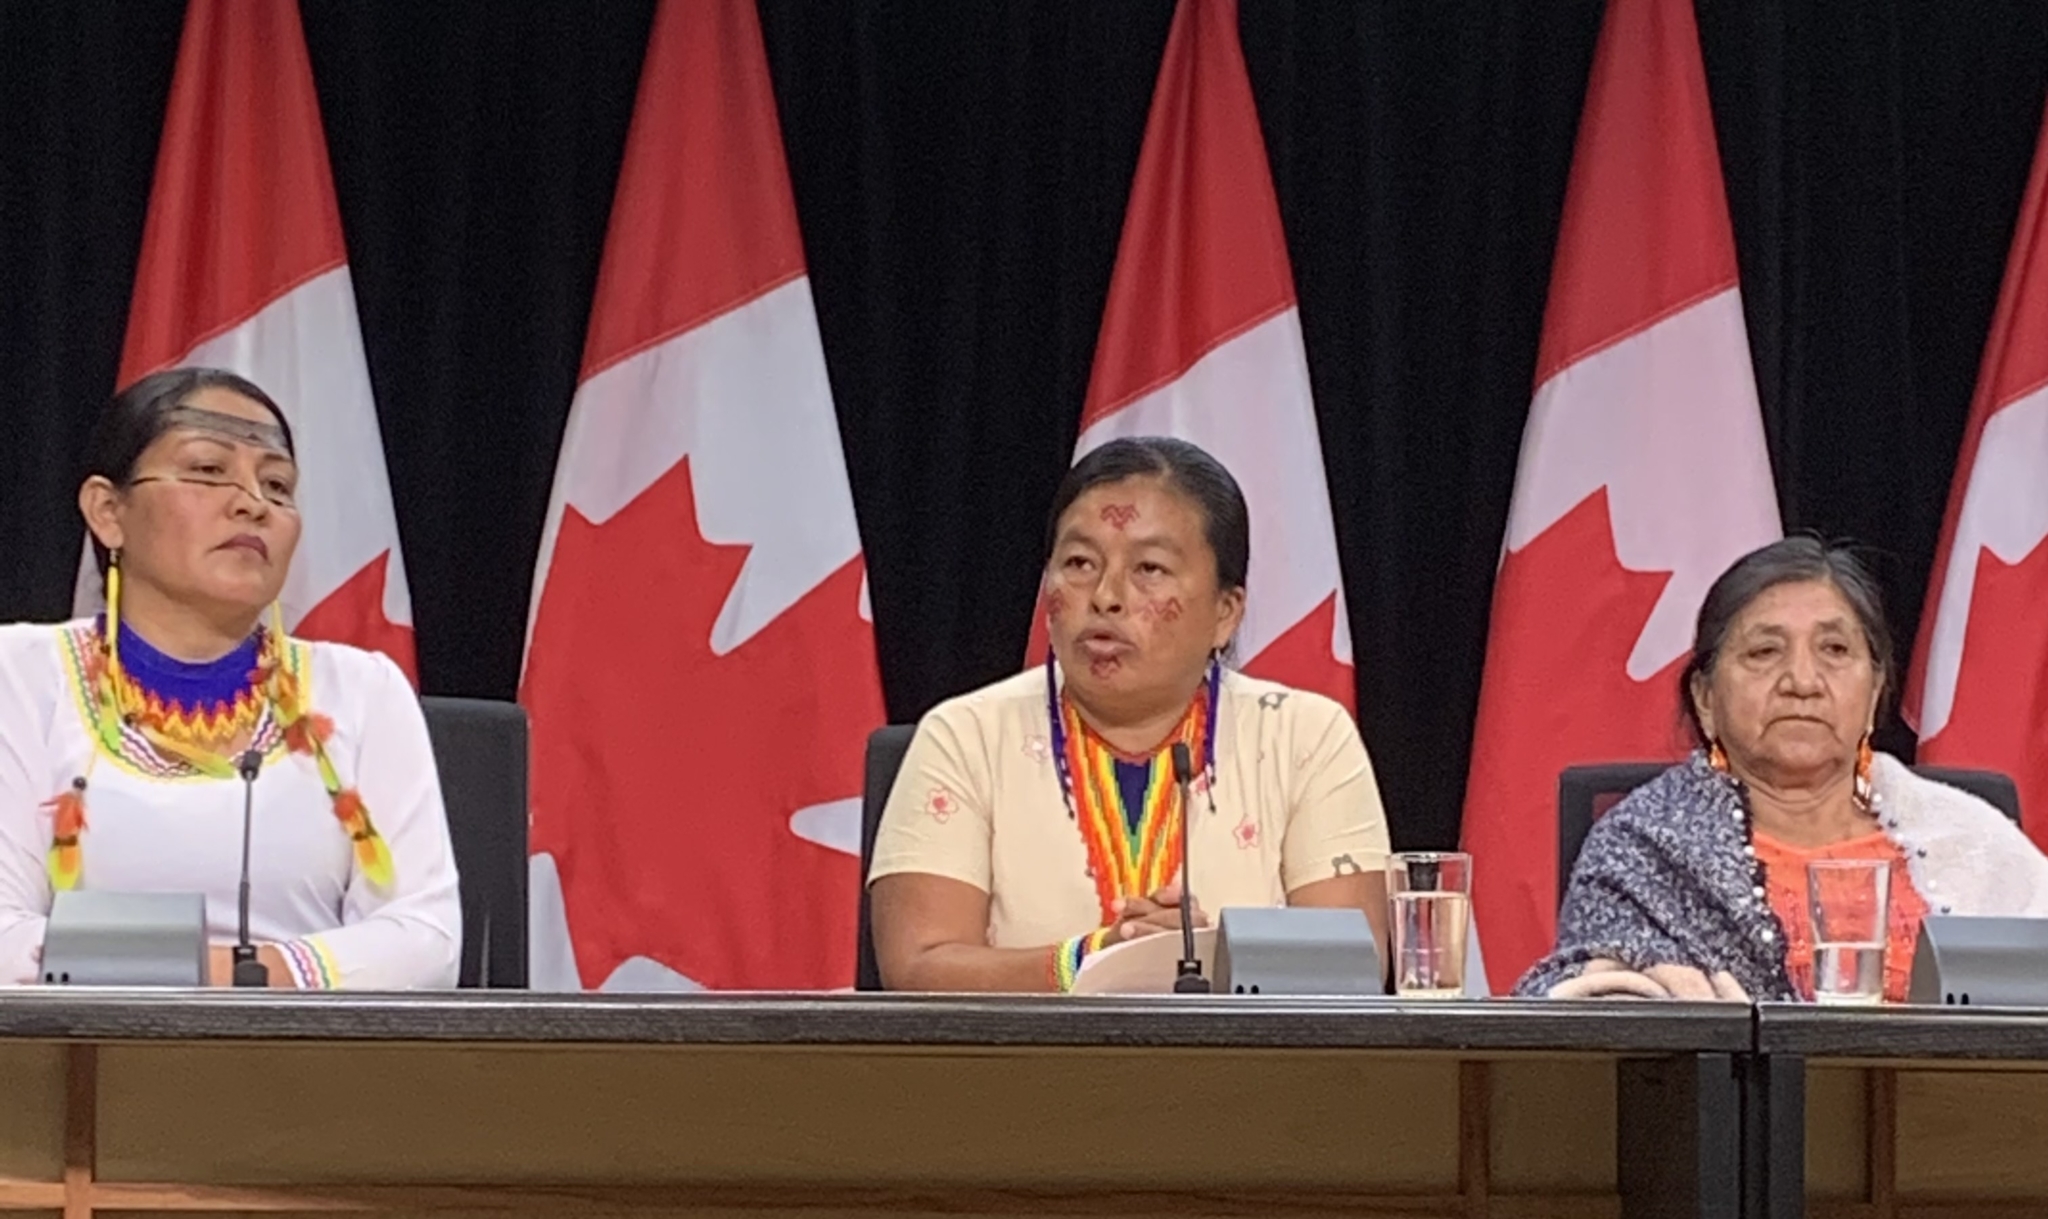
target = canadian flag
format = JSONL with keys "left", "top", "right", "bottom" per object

{"left": 1026, "top": 0, "right": 1352, "bottom": 708}
{"left": 1905, "top": 99, "right": 2048, "bottom": 848}
{"left": 521, "top": 0, "right": 885, "bottom": 991}
{"left": 1460, "top": 0, "right": 1781, "bottom": 991}
{"left": 75, "top": 0, "right": 415, "bottom": 675}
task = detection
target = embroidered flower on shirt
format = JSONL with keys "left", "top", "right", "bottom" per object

{"left": 1022, "top": 735, "right": 1050, "bottom": 764}
{"left": 1258, "top": 691, "right": 1289, "bottom": 711}
{"left": 1234, "top": 818, "right": 1259, "bottom": 850}
{"left": 925, "top": 788, "right": 958, "bottom": 824}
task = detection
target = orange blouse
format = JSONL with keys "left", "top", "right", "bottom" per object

{"left": 1752, "top": 830, "right": 1930, "bottom": 1003}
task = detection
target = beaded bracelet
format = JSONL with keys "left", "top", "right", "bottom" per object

{"left": 1050, "top": 927, "right": 1118, "bottom": 993}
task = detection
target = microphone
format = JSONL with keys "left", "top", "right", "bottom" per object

{"left": 231, "top": 748, "right": 268, "bottom": 988}
{"left": 1169, "top": 742, "right": 1210, "bottom": 994}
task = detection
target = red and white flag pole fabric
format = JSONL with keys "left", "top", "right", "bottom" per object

{"left": 521, "top": 0, "right": 885, "bottom": 992}
{"left": 76, "top": 0, "right": 415, "bottom": 676}
{"left": 1460, "top": 0, "right": 1781, "bottom": 992}
{"left": 1905, "top": 99, "right": 2048, "bottom": 848}
{"left": 1025, "top": 0, "right": 1352, "bottom": 708}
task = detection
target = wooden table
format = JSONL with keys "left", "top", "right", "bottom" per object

{"left": 0, "top": 991, "right": 1753, "bottom": 1219}
{"left": 1755, "top": 1004, "right": 2048, "bottom": 1219}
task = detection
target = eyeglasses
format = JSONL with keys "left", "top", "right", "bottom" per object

{"left": 127, "top": 472, "right": 299, "bottom": 512}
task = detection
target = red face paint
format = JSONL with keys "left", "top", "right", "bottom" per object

{"left": 1141, "top": 597, "right": 1183, "bottom": 623}
{"left": 1099, "top": 503, "right": 1138, "bottom": 530}
{"left": 1089, "top": 656, "right": 1121, "bottom": 680}
{"left": 1044, "top": 587, "right": 1070, "bottom": 623}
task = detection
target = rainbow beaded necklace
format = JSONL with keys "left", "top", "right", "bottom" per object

{"left": 1045, "top": 654, "right": 1221, "bottom": 924}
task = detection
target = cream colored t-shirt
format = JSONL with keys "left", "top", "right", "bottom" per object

{"left": 868, "top": 666, "right": 1391, "bottom": 949}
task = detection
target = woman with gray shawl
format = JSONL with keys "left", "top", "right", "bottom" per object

{"left": 1520, "top": 538, "right": 2048, "bottom": 1002}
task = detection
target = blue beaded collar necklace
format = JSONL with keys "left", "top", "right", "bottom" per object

{"left": 100, "top": 615, "right": 265, "bottom": 713}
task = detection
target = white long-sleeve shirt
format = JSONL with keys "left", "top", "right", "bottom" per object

{"left": 0, "top": 621, "right": 461, "bottom": 988}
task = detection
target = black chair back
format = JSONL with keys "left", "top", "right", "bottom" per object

{"left": 1556, "top": 762, "right": 1668, "bottom": 906}
{"left": 856, "top": 725, "right": 918, "bottom": 991}
{"left": 420, "top": 696, "right": 530, "bottom": 988}
{"left": 1556, "top": 760, "right": 2024, "bottom": 907}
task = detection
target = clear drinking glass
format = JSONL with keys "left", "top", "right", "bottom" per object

{"left": 1807, "top": 859, "right": 1891, "bottom": 1005}
{"left": 1386, "top": 851, "right": 1472, "bottom": 999}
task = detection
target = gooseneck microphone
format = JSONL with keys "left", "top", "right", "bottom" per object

{"left": 231, "top": 748, "right": 268, "bottom": 988}
{"left": 1169, "top": 742, "right": 1210, "bottom": 994}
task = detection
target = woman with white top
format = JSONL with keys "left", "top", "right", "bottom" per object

{"left": 0, "top": 367, "right": 460, "bottom": 988}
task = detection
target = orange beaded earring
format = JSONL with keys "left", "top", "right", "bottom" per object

{"left": 1854, "top": 733, "right": 1875, "bottom": 814}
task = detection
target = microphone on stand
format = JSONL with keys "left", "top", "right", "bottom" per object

{"left": 231, "top": 748, "right": 268, "bottom": 988}
{"left": 1169, "top": 742, "right": 1210, "bottom": 994}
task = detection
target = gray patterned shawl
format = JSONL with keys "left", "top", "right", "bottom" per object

{"left": 1516, "top": 750, "right": 2048, "bottom": 999}
{"left": 1516, "top": 752, "right": 1793, "bottom": 999}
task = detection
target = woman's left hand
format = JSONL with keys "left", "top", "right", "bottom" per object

{"left": 1644, "top": 964, "right": 1749, "bottom": 1001}
{"left": 1548, "top": 958, "right": 1748, "bottom": 1001}
{"left": 1111, "top": 884, "right": 1209, "bottom": 940}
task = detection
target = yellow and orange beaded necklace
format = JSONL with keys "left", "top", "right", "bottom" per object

{"left": 42, "top": 552, "right": 394, "bottom": 891}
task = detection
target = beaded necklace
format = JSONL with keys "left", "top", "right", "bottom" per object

{"left": 42, "top": 574, "right": 396, "bottom": 893}
{"left": 103, "top": 618, "right": 268, "bottom": 759}
{"left": 1045, "top": 653, "right": 1222, "bottom": 924}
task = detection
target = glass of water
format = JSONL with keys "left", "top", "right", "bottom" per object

{"left": 1807, "top": 859, "right": 1891, "bottom": 1005}
{"left": 1386, "top": 851, "right": 1472, "bottom": 999}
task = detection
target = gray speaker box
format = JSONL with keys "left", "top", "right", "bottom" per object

{"left": 39, "top": 891, "right": 208, "bottom": 986}
{"left": 1213, "top": 906, "right": 1383, "bottom": 995}
{"left": 1907, "top": 916, "right": 2048, "bottom": 1007}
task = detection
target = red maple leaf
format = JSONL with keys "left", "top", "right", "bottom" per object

{"left": 1918, "top": 537, "right": 2048, "bottom": 850}
{"left": 294, "top": 550, "right": 418, "bottom": 686}
{"left": 1462, "top": 488, "right": 1693, "bottom": 991}
{"left": 522, "top": 457, "right": 885, "bottom": 990}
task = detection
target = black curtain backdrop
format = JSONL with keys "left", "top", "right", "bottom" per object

{"left": 3, "top": 1, "right": 2046, "bottom": 852}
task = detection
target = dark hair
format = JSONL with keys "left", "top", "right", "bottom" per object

{"left": 1043, "top": 436, "right": 1250, "bottom": 591}
{"left": 1679, "top": 536, "right": 1895, "bottom": 745}
{"left": 81, "top": 367, "right": 295, "bottom": 576}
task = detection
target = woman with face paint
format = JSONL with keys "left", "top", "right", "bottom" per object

{"left": 0, "top": 368, "right": 459, "bottom": 988}
{"left": 868, "top": 437, "right": 1391, "bottom": 992}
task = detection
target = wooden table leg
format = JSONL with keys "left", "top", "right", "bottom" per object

{"left": 1740, "top": 1051, "right": 1804, "bottom": 1219}
{"left": 1617, "top": 1053, "right": 1742, "bottom": 1219}
{"left": 1459, "top": 1061, "right": 1491, "bottom": 1219}
{"left": 62, "top": 1044, "right": 95, "bottom": 1219}
{"left": 1867, "top": 1067, "right": 1897, "bottom": 1218}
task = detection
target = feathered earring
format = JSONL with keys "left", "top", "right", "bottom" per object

{"left": 88, "top": 549, "right": 128, "bottom": 754}
{"left": 103, "top": 548, "right": 124, "bottom": 714}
